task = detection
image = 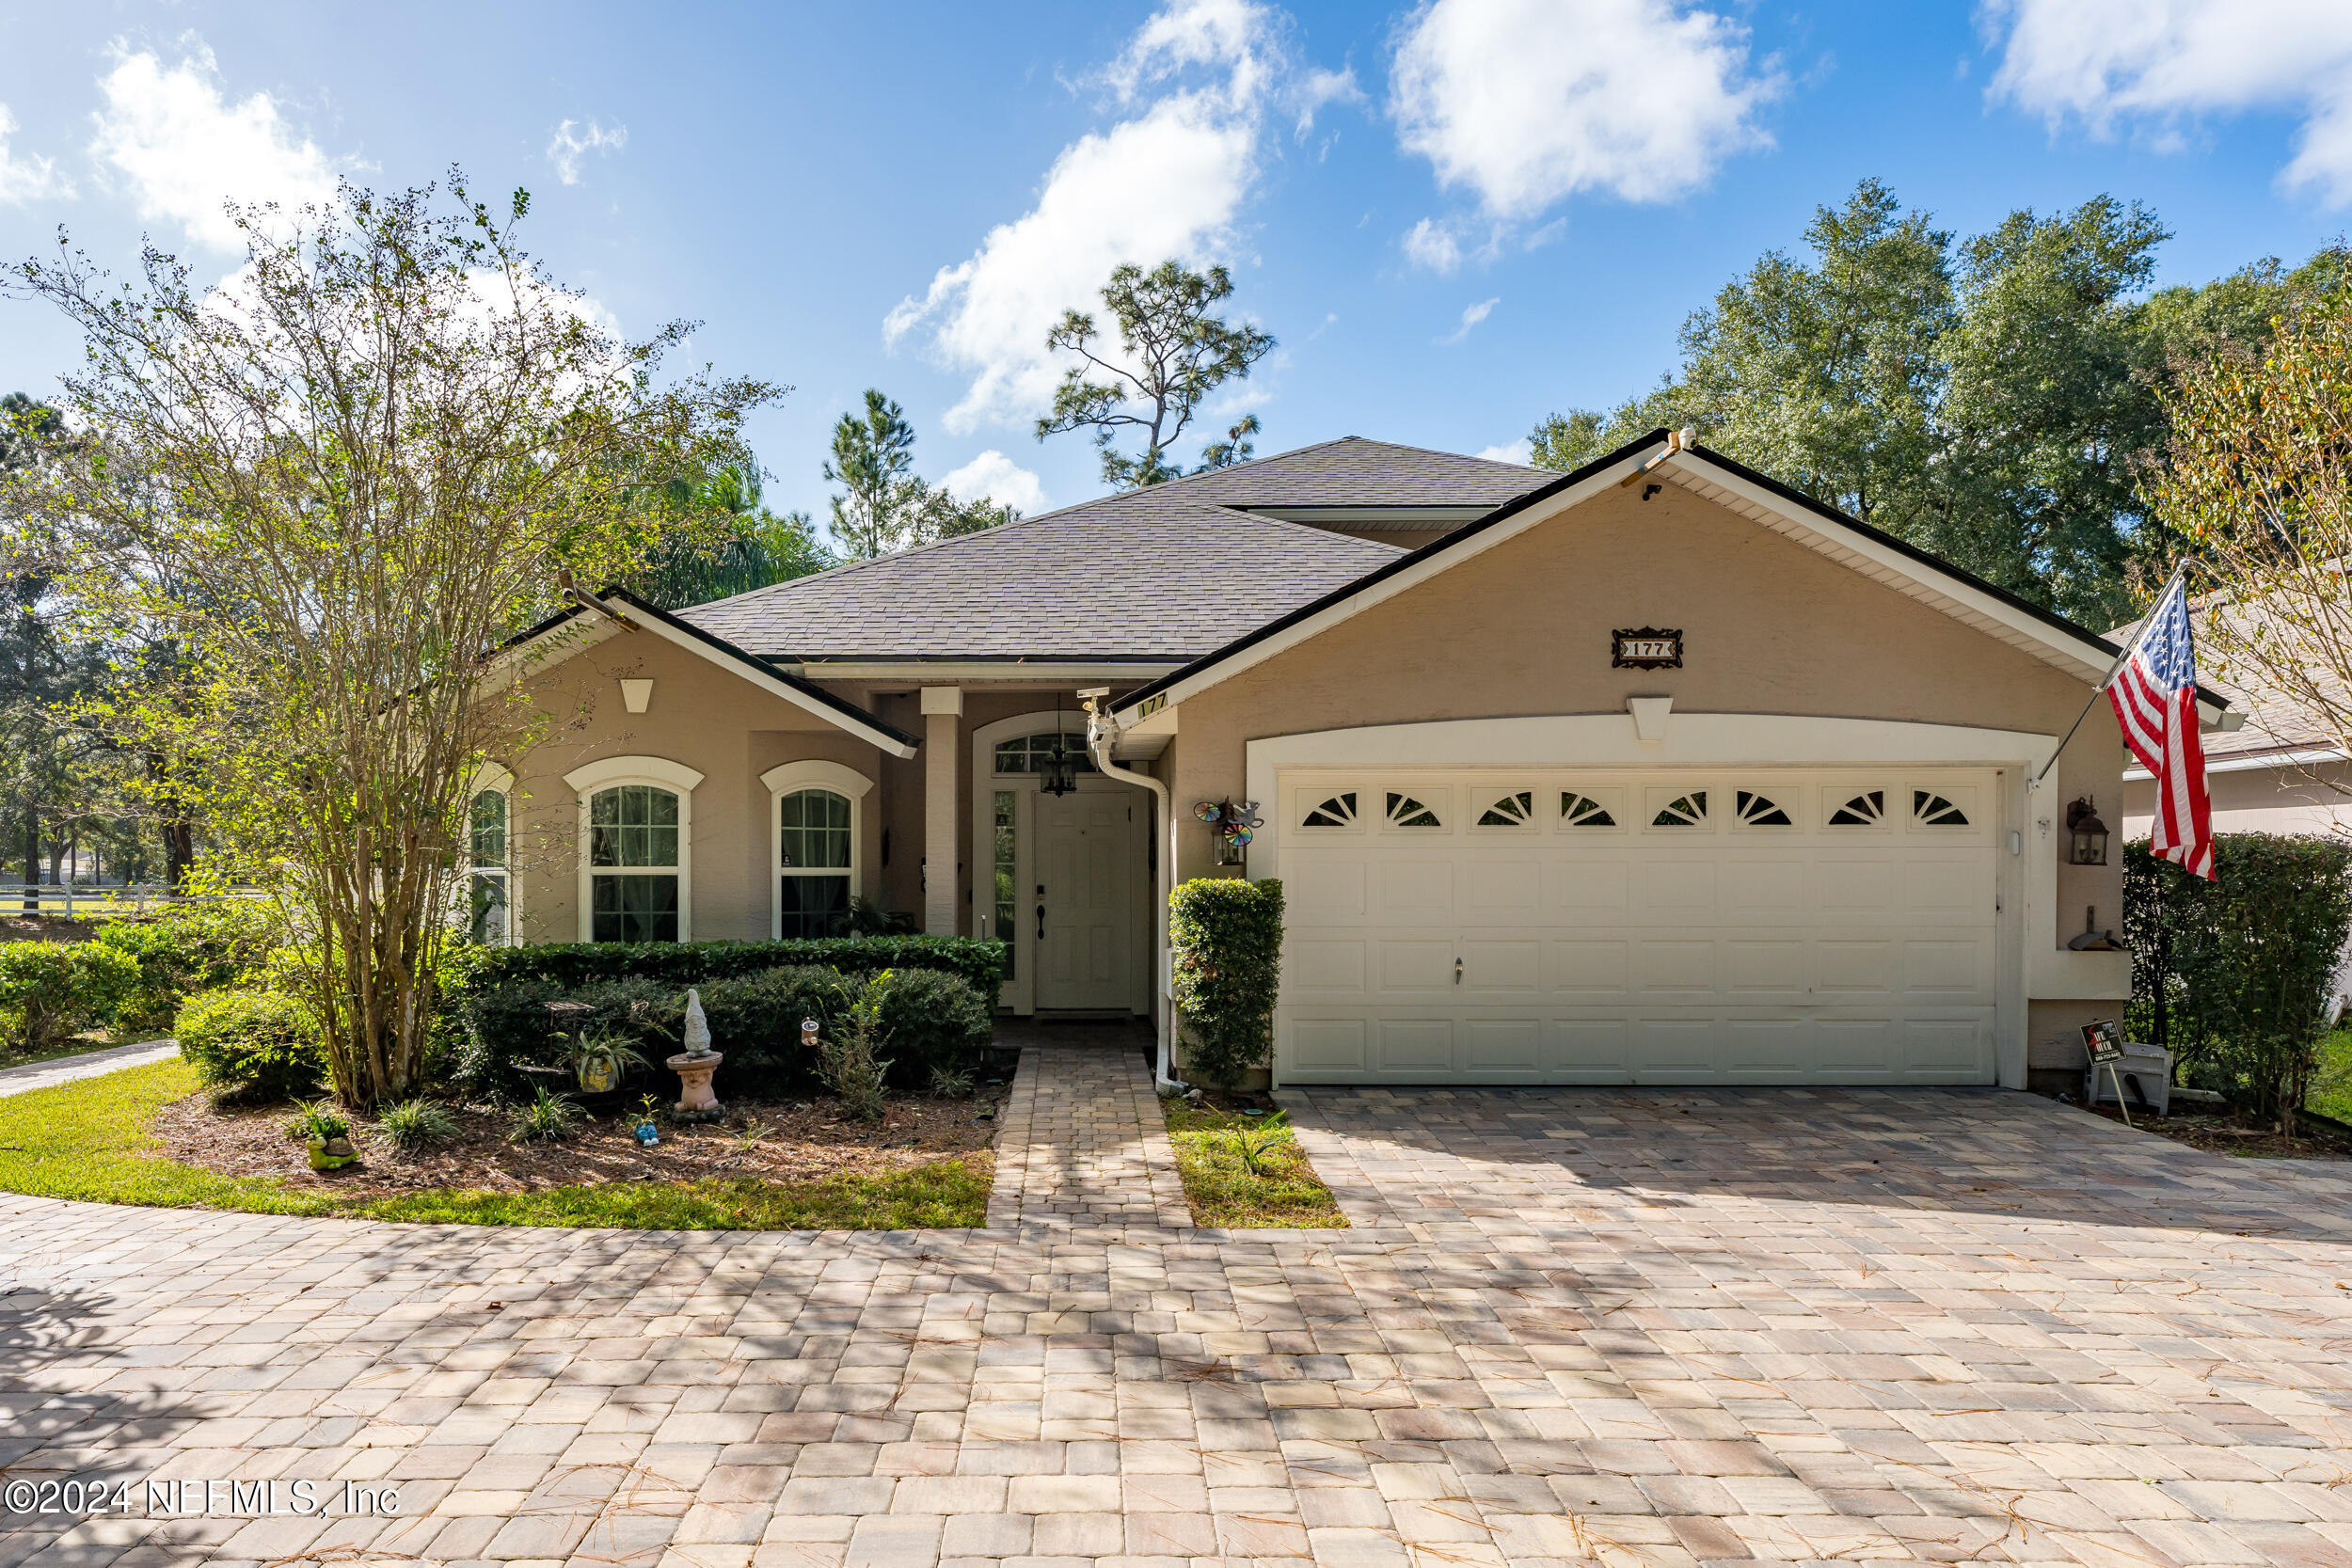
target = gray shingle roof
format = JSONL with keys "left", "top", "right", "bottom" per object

{"left": 677, "top": 438, "right": 1550, "bottom": 661}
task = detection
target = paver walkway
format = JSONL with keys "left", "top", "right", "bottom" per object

{"left": 0, "top": 1039, "right": 176, "bottom": 1100}
{"left": 4, "top": 1064, "right": 2352, "bottom": 1567}
{"left": 984, "top": 1040, "right": 1189, "bottom": 1230}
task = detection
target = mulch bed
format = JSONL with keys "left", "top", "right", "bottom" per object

{"left": 151, "top": 1083, "right": 1012, "bottom": 1198}
{"left": 2086, "top": 1100, "right": 2352, "bottom": 1161}
{"left": 0, "top": 914, "right": 96, "bottom": 943}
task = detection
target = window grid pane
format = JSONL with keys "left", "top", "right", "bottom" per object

{"left": 469, "top": 790, "right": 506, "bottom": 868}
{"left": 778, "top": 874, "right": 850, "bottom": 939}
{"left": 993, "top": 790, "right": 1017, "bottom": 982}
{"left": 589, "top": 785, "right": 680, "bottom": 867}
{"left": 779, "top": 789, "right": 852, "bottom": 870}
{"left": 591, "top": 873, "right": 678, "bottom": 942}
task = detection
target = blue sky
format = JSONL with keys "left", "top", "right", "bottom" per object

{"left": 4, "top": 1, "right": 2349, "bottom": 527}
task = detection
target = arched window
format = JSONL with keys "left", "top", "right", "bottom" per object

{"left": 468, "top": 786, "right": 510, "bottom": 945}
{"left": 564, "top": 756, "right": 703, "bottom": 943}
{"left": 588, "top": 785, "right": 681, "bottom": 942}
{"left": 762, "top": 760, "right": 873, "bottom": 941}
{"left": 778, "top": 789, "right": 851, "bottom": 938}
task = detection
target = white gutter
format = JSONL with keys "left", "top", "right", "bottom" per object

{"left": 1079, "top": 688, "right": 1181, "bottom": 1093}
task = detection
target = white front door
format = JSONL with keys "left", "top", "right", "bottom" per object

{"left": 1277, "top": 768, "right": 2001, "bottom": 1085}
{"left": 1035, "top": 787, "right": 1139, "bottom": 1010}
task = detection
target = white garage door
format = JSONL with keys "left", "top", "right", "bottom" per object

{"left": 1277, "top": 769, "right": 2001, "bottom": 1085}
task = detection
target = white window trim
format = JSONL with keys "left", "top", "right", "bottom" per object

{"left": 565, "top": 755, "right": 704, "bottom": 942}
{"left": 762, "top": 760, "right": 873, "bottom": 941}
{"left": 464, "top": 762, "right": 519, "bottom": 947}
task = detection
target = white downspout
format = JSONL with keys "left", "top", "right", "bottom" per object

{"left": 1079, "top": 689, "right": 1182, "bottom": 1092}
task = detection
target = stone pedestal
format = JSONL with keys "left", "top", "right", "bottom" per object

{"left": 667, "top": 1051, "right": 723, "bottom": 1122}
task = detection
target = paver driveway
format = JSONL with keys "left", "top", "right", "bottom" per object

{"left": 3, "top": 1049, "right": 2352, "bottom": 1567}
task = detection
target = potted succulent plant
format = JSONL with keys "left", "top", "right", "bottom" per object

{"left": 564, "top": 1028, "right": 651, "bottom": 1096}
{"left": 287, "top": 1100, "right": 358, "bottom": 1170}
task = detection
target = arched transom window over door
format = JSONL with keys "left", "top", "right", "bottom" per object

{"left": 779, "top": 789, "right": 851, "bottom": 938}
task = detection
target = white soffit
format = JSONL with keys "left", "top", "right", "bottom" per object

{"left": 1658, "top": 461, "right": 2115, "bottom": 685}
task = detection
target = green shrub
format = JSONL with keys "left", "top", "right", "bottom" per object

{"left": 2126, "top": 833, "right": 2352, "bottom": 1133}
{"left": 374, "top": 1098, "right": 460, "bottom": 1152}
{"left": 695, "top": 965, "right": 855, "bottom": 1095}
{"left": 176, "top": 989, "right": 327, "bottom": 1102}
{"left": 0, "top": 942, "right": 143, "bottom": 1056}
{"left": 453, "top": 976, "right": 681, "bottom": 1102}
{"left": 507, "top": 1085, "right": 580, "bottom": 1145}
{"left": 867, "top": 968, "right": 992, "bottom": 1089}
{"left": 1169, "top": 877, "right": 1284, "bottom": 1091}
{"left": 818, "top": 974, "right": 894, "bottom": 1123}
{"left": 94, "top": 900, "right": 281, "bottom": 1036}
{"left": 453, "top": 936, "right": 1005, "bottom": 1002}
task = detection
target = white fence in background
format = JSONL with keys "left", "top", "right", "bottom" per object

{"left": 0, "top": 884, "right": 262, "bottom": 920}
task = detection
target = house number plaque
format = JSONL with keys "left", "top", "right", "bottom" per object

{"left": 1612, "top": 627, "right": 1682, "bottom": 669}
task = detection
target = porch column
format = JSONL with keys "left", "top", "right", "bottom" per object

{"left": 920, "top": 686, "right": 962, "bottom": 935}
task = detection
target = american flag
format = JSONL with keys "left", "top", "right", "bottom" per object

{"left": 2107, "top": 574, "right": 2214, "bottom": 881}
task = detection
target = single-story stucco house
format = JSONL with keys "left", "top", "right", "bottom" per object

{"left": 474, "top": 429, "right": 2231, "bottom": 1095}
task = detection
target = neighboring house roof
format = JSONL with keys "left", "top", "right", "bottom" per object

{"left": 674, "top": 438, "right": 1547, "bottom": 662}
{"left": 2111, "top": 594, "right": 2347, "bottom": 774}
{"left": 495, "top": 587, "right": 921, "bottom": 756}
{"left": 1111, "top": 430, "right": 2233, "bottom": 727}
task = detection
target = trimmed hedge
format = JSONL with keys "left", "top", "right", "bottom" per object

{"left": 454, "top": 937, "right": 1005, "bottom": 1000}
{"left": 94, "top": 900, "right": 281, "bottom": 1036}
{"left": 177, "top": 989, "right": 328, "bottom": 1101}
{"left": 2126, "top": 833, "right": 2352, "bottom": 1131}
{"left": 453, "top": 976, "right": 683, "bottom": 1103}
{"left": 453, "top": 962, "right": 994, "bottom": 1103}
{"left": 1169, "top": 877, "right": 1284, "bottom": 1091}
{"left": 0, "top": 942, "right": 141, "bottom": 1054}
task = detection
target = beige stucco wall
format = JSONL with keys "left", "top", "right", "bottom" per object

{"left": 2123, "top": 757, "right": 2352, "bottom": 839}
{"left": 500, "top": 629, "right": 888, "bottom": 944}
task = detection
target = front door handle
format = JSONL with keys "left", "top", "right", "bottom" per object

{"left": 1454, "top": 957, "right": 1464, "bottom": 986}
{"left": 1036, "top": 903, "right": 1046, "bottom": 941}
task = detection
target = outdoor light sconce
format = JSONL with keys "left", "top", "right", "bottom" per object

{"left": 2066, "top": 797, "right": 2109, "bottom": 865}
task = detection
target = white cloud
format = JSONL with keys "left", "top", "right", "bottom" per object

{"left": 90, "top": 43, "right": 344, "bottom": 250}
{"left": 886, "top": 0, "right": 1330, "bottom": 435}
{"left": 1403, "top": 216, "right": 1462, "bottom": 272}
{"left": 1391, "top": 0, "right": 1779, "bottom": 230}
{"left": 1478, "top": 437, "right": 1534, "bottom": 465}
{"left": 1983, "top": 0, "right": 2352, "bottom": 204}
{"left": 547, "top": 119, "right": 628, "bottom": 185}
{"left": 941, "top": 450, "right": 1048, "bottom": 514}
{"left": 0, "top": 103, "right": 72, "bottom": 205}
{"left": 1438, "top": 296, "right": 1500, "bottom": 344}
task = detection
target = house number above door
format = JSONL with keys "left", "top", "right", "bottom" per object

{"left": 1612, "top": 627, "right": 1683, "bottom": 669}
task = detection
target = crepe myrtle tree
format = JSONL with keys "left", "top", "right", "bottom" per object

{"left": 5, "top": 172, "right": 780, "bottom": 1106}
{"left": 1037, "top": 260, "right": 1274, "bottom": 490}
{"left": 2153, "top": 279, "right": 2352, "bottom": 789}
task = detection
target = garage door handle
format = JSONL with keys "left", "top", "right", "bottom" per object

{"left": 1036, "top": 903, "right": 1046, "bottom": 942}
{"left": 1454, "top": 957, "right": 1463, "bottom": 986}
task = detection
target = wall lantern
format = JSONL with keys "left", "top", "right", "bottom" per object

{"left": 2066, "top": 797, "right": 2109, "bottom": 866}
{"left": 1038, "top": 692, "right": 1081, "bottom": 797}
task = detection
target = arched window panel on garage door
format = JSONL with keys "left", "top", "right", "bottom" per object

{"left": 1299, "top": 790, "right": 1359, "bottom": 829}
{"left": 1733, "top": 788, "right": 1795, "bottom": 829}
{"left": 1827, "top": 788, "right": 1889, "bottom": 828}
{"left": 1473, "top": 789, "right": 1536, "bottom": 830}
{"left": 1646, "top": 788, "right": 1709, "bottom": 829}
{"left": 1912, "top": 787, "right": 1973, "bottom": 828}
{"left": 1383, "top": 791, "right": 1444, "bottom": 829}
{"left": 1557, "top": 789, "right": 1620, "bottom": 829}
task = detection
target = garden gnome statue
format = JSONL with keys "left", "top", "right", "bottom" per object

{"left": 667, "top": 988, "right": 723, "bottom": 1120}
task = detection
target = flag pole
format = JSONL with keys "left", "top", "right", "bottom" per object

{"left": 2031, "top": 562, "right": 2190, "bottom": 790}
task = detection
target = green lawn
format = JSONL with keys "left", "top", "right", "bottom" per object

{"left": 2311, "top": 1026, "right": 2352, "bottom": 1125}
{"left": 0, "top": 1059, "right": 990, "bottom": 1229}
{"left": 1162, "top": 1104, "right": 1347, "bottom": 1228}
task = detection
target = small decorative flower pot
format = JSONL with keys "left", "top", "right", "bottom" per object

{"left": 307, "top": 1135, "right": 358, "bottom": 1171}
{"left": 633, "top": 1121, "right": 660, "bottom": 1147}
{"left": 578, "top": 1058, "right": 621, "bottom": 1095}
